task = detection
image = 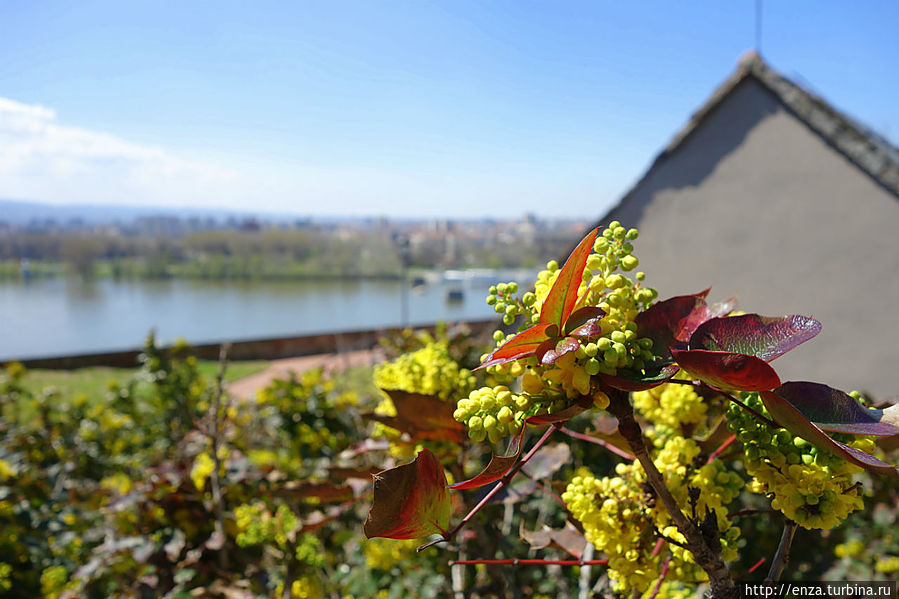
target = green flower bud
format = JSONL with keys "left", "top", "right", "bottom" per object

{"left": 620, "top": 255, "right": 639, "bottom": 271}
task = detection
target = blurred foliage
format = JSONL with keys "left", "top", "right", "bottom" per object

{"left": 1, "top": 325, "right": 896, "bottom": 599}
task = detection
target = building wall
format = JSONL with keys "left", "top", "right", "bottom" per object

{"left": 604, "top": 77, "right": 899, "bottom": 398}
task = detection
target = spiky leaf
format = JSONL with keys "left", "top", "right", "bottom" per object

{"left": 672, "top": 349, "right": 781, "bottom": 391}
{"left": 689, "top": 314, "right": 821, "bottom": 361}
{"left": 364, "top": 449, "right": 452, "bottom": 539}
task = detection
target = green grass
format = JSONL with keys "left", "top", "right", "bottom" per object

{"left": 22, "top": 360, "right": 270, "bottom": 404}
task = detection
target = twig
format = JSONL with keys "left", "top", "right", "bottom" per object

{"left": 606, "top": 388, "right": 738, "bottom": 599}
{"left": 707, "top": 434, "right": 738, "bottom": 463}
{"left": 727, "top": 508, "right": 777, "bottom": 519}
{"left": 450, "top": 559, "right": 609, "bottom": 566}
{"left": 558, "top": 426, "right": 635, "bottom": 460}
{"left": 764, "top": 520, "right": 797, "bottom": 583}
{"left": 207, "top": 342, "right": 232, "bottom": 570}
{"left": 418, "top": 424, "right": 558, "bottom": 552}
{"left": 648, "top": 553, "right": 672, "bottom": 599}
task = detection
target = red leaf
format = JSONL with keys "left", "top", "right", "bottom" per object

{"left": 539, "top": 228, "right": 598, "bottom": 328}
{"left": 760, "top": 391, "right": 899, "bottom": 478}
{"left": 689, "top": 314, "right": 821, "bottom": 362}
{"left": 477, "top": 323, "right": 557, "bottom": 370}
{"left": 540, "top": 338, "right": 581, "bottom": 366}
{"left": 364, "top": 449, "right": 452, "bottom": 539}
{"left": 447, "top": 429, "right": 525, "bottom": 490}
{"left": 600, "top": 363, "right": 681, "bottom": 391}
{"left": 770, "top": 382, "right": 899, "bottom": 436}
{"left": 564, "top": 306, "right": 606, "bottom": 337}
{"left": 671, "top": 349, "right": 781, "bottom": 391}
{"left": 370, "top": 390, "right": 466, "bottom": 443}
{"left": 634, "top": 289, "right": 712, "bottom": 358}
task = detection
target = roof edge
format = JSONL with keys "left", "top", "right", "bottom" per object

{"left": 597, "top": 53, "right": 899, "bottom": 226}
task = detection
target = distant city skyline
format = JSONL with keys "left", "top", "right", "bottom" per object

{"left": 1, "top": 2, "right": 896, "bottom": 218}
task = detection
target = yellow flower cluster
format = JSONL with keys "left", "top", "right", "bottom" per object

{"left": 633, "top": 378, "right": 707, "bottom": 431}
{"left": 374, "top": 339, "right": 476, "bottom": 400}
{"left": 563, "top": 436, "right": 742, "bottom": 595}
{"left": 454, "top": 385, "right": 530, "bottom": 444}
{"left": 465, "top": 223, "right": 657, "bottom": 445}
{"left": 363, "top": 537, "right": 421, "bottom": 571}
{"left": 729, "top": 394, "right": 867, "bottom": 530}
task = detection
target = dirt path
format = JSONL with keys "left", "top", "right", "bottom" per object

{"left": 227, "top": 347, "right": 385, "bottom": 399}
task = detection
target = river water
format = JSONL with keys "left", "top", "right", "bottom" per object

{"left": 0, "top": 272, "right": 535, "bottom": 360}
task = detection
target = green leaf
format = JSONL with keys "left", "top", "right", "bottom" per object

{"left": 689, "top": 314, "right": 821, "bottom": 361}
{"left": 769, "top": 382, "right": 899, "bottom": 436}
{"left": 539, "top": 228, "right": 598, "bottom": 328}
{"left": 447, "top": 429, "right": 525, "bottom": 490}
{"left": 760, "top": 391, "right": 899, "bottom": 478}
{"left": 671, "top": 349, "right": 781, "bottom": 391}
{"left": 364, "top": 449, "right": 452, "bottom": 539}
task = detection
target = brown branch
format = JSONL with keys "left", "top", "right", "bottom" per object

{"left": 606, "top": 388, "right": 738, "bottom": 599}
{"left": 764, "top": 520, "right": 797, "bottom": 584}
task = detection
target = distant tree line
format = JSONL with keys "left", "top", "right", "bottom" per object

{"left": 0, "top": 227, "right": 580, "bottom": 280}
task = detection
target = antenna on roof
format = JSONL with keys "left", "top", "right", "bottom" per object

{"left": 755, "top": 0, "right": 763, "bottom": 53}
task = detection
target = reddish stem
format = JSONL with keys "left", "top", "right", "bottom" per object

{"left": 450, "top": 559, "right": 608, "bottom": 566}
{"left": 747, "top": 557, "right": 767, "bottom": 575}
{"left": 558, "top": 426, "right": 635, "bottom": 460}
{"left": 648, "top": 554, "right": 672, "bottom": 599}
{"left": 417, "top": 424, "right": 559, "bottom": 552}
{"left": 707, "top": 433, "right": 738, "bottom": 464}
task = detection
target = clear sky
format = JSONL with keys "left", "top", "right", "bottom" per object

{"left": 0, "top": 1, "right": 896, "bottom": 219}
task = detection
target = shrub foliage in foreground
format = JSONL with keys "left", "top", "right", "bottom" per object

{"left": 0, "top": 222, "right": 898, "bottom": 598}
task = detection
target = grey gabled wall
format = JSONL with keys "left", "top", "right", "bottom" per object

{"left": 603, "top": 77, "right": 899, "bottom": 398}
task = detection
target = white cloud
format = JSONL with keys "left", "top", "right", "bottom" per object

{"left": 0, "top": 96, "right": 241, "bottom": 208}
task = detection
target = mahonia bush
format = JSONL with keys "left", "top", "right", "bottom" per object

{"left": 456, "top": 221, "right": 659, "bottom": 445}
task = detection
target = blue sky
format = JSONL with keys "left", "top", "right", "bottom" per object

{"left": 0, "top": 1, "right": 896, "bottom": 218}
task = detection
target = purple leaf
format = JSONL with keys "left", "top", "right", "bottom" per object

{"left": 541, "top": 338, "right": 582, "bottom": 366}
{"left": 634, "top": 289, "right": 712, "bottom": 358}
{"left": 760, "top": 391, "right": 899, "bottom": 478}
{"left": 564, "top": 306, "right": 606, "bottom": 337}
{"left": 771, "top": 382, "right": 899, "bottom": 436}
{"left": 689, "top": 314, "right": 821, "bottom": 362}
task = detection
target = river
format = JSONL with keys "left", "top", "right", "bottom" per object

{"left": 0, "top": 271, "right": 536, "bottom": 360}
